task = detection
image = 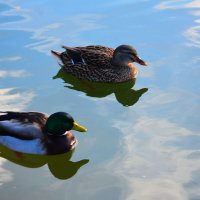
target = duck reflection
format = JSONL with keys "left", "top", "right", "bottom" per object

{"left": 0, "top": 144, "right": 89, "bottom": 180}
{"left": 54, "top": 69, "right": 148, "bottom": 107}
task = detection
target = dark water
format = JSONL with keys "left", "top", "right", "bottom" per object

{"left": 0, "top": 1, "right": 200, "bottom": 199}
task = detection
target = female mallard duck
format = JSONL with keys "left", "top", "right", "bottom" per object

{"left": 0, "top": 111, "right": 87, "bottom": 155}
{"left": 51, "top": 45, "right": 147, "bottom": 83}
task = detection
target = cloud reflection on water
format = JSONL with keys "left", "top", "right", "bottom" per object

{"left": 155, "top": 0, "right": 200, "bottom": 48}
{"left": 0, "top": 56, "right": 21, "bottom": 62}
{"left": 0, "top": 157, "right": 13, "bottom": 186}
{"left": 0, "top": 1, "right": 105, "bottom": 54}
{"left": 155, "top": 0, "right": 200, "bottom": 10}
{"left": 107, "top": 113, "right": 200, "bottom": 200}
{"left": 0, "top": 70, "right": 29, "bottom": 78}
{"left": 0, "top": 88, "right": 35, "bottom": 111}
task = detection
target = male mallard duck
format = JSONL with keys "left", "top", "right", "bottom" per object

{"left": 0, "top": 111, "right": 87, "bottom": 155}
{"left": 51, "top": 45, "right": 147, "bottom": 83}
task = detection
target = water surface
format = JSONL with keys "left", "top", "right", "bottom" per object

{"left": 0, "top": 1, "right": 200, "bottom": 200}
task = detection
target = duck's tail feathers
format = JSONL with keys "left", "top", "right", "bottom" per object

{"left": 51, "top": 50, "right": 62, "bottom": 58}
{"left": 61, "top": 46, "right": 84, "bottom": 64}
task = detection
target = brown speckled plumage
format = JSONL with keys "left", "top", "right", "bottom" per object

{"left": 51, "top": 45, "right": 147, "bottom": 83}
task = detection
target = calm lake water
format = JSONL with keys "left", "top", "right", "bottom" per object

{"left": 0, "top": 0, "right": 200, "bottom": 200}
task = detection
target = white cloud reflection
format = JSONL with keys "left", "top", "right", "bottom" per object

{"left": 155, "top": 0, "right": 200, "bottom": 10}
{"left": 106, "top": 113, "right": 199, "bottom": 200}
{"left": 0, "top": 2, "right": 104, "bottom": 54}
{"left": 0, "top": 70, "right": 29, "bottom": 78}
{"left": 184, "top": 19, "right": 200, "bottom": 48}
{"left": 0, "top": 56, "right": 22, "bottom": 62}
{"left": 0, "top": 88, "right": 35, "bottom": 111}
{"left": 155, "top": 0, "right": 200, "bottom": 48}
{"left": 25, "top": 14, "right": 104, "bottom": 54}
{"left": 0, "top": 158, "right": 13, "bottom": 186}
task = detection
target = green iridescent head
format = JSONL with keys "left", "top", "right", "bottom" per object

{"left": 45, "top": 112, "right": 87, "bottom": 136}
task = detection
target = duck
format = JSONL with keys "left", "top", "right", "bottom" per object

{"left": 0, "top": 111, "right": 87, "bottom": 155}
{"left": 51, "top": 44, "right": 147, "bottom": 83}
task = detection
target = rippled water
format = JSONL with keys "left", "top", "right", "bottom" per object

{"left": 0, "top": 1, "right": 200, "bottom": 200}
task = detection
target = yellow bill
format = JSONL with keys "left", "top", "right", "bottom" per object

{"left": 72, "top": 121, "right": 87, "bottom": 132}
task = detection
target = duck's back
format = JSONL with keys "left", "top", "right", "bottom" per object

{"left": 61, "top": 45, "right": 114, "bottom": 67}
{"left": 74, "top": 45, "right": 114, "bottom": 56}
